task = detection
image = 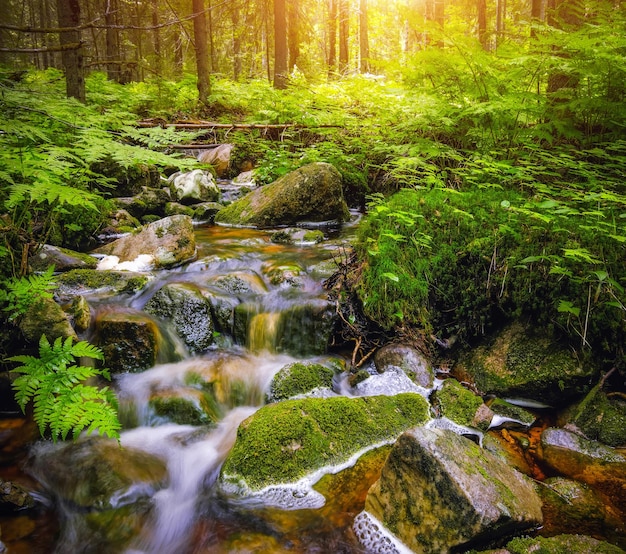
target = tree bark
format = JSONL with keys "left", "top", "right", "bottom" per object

{"left": 327, "top": 0, "right": 337, "bottom": 75}
{"left": 56, "top": 0, "right": 85, "bottom": 101}
{"left": 287, "top": 0, "right": 299, "bottom": 71}
{"left": 359, "top": 0, "right": 369, "bottom": 73}
{"left": 231, "top": 0, "right": 241, "bottom": 79}
{"left": 104, "top": 0, "right": 121, "bottom": 82}
{"left": 192, "top": 0, "right": 211, "bottom": 102}
{"left": 477, "top": 0, "right": 487, "bottom": 49}
{"left": 338, "top": 0, "right": 348, "bottom": 73}
{"left": 152, "top": 0, "right": 161, "bottom": 75}
{"left": 273, "top": 0, "right": 288, "bottom": 88}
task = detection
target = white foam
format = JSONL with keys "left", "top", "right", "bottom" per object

{"left": 353, "top": 511, "right": 414, "bottom": 554}
{"left": 97, "top": 254, "right": 154, "bottom": 271}
{"left": 426, "top": 417, "right": 484, "bottom": 446}
{"left": 353, "top": 366, "right": 432, "bottom": 399}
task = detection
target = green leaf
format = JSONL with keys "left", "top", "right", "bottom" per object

{"left": 557, "top": 300, "right": 580, "bottom": 318}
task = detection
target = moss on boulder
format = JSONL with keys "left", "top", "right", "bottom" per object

{"left": 215, "top": 162, "right": 350, "bottom": 227}
{"left": 219, "top": 393, "right": 430, "bottom": 492}
{"left": 56, "top": 269, "right": 150, "bottom": 301}
{"left": 266, "top": 361, "right": 335, "bottom": 402}
{"left": 485, "top": 534, "right": 626, "bottom": 554}
{"left": 434, "top": 378, "right": 489, "bottom": 429}
{"left": 456, "top": 322, "right": 598, "bottom": 405}
{"left": 28, "top": 244, "right": 98, "bottom": 273}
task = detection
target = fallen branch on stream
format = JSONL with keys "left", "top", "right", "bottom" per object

{"left": 137, "top": 119, "right": 343, "bottom": 130}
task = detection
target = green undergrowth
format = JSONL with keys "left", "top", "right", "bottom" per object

{"left": 355, "top": 158, "right": 626, "bottom": 362}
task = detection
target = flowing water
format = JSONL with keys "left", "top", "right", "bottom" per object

{"left": 18, "top": 216, "right": 393, "bottom": 553}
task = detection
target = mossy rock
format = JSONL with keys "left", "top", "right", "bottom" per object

{"left": 434, "top": 378, "right": 487, "bottom": 428}
{"left": 28, "top": 244, "right": 98, "bottom": 273}
{"left": 165, "top": 202, "right": 195, "bottom": 218}
{"left": 56, "top": 269, "right": 150, "bottom": 301}
{"left": 479, "top": 534, "right": 626, "bottom": 553}
{"left": 215, "top": 162, "right": 350, "bottom": 227}
{"left": 270, "top": 228, "right": 325, "bottom": 245}
{"left": 149, "top": 390, "right": 219, "bottom": 426}
{"left": 266, "top": 361, "right": 335, "bottom": 402}
{"left": 488, "top": 398, "right": 537, "bottom": 428}
{"left": 18, "top": 297, "right": 77, "bottom": 343}
{"left": 456, "top": 322, "right": 598, "bottom": 405}
{"left": 219, "top": 393, "right": 430, "bottom": 492}
{"left": 564, "top": 384, "right": 626, "bottom": 447}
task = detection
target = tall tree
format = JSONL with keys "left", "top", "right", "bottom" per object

{"left": 273, "top": 0, "right": 288, "bottom": 88}
{"left": 56, "top": 0, "right": 85, "bottom": 101}
{"left": 338, "top": 0, "right": 348, "bottom": 73}
{"left": 327, "top": 0, "right": 337, "bottom": 75}
{"left": 287, "top": 0, "right": 299, "bottom": 71}
{"left": 359, "top": 0, "right": 369, "bottom": 72}
{"left": 192, "top": 0, "right": 211, "bottom": 102}
{"left": 477, "top": 0, "right": 487, "bottom": 49}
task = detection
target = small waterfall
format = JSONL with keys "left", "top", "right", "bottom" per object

{"left": 247, "top": 311, "right": 282, "bottom": 353}
{"left": 122, "top": 407, "right": 256, "bottom": 554}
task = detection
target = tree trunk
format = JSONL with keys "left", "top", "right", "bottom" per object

{"left": 192, "top": 0, "right": 211, "bottom": 102}
{"left": 327, "top": 0, "right": 337, "bottom": 75}
{"left": 56, "top": 0, "right": 85, "bottom": 101}
{"left": 273, "top": 0, "right": 288, "bottom": 88}
{"left": 359, "top": 0, "right": 369, "bottom": 73}
{"left": 231, "top": 0, "right": 241, "bottom": 79}
{"left": 208, "top": 0, "right": 217, "bottom": 72}
{"left": 287, "top": 0, "right": 299, "bottom": 71}
{"left": 477, "top": 0, "right": 487, "bottom": 49}
{"left": 338, "top": 0, "right": 348, "bottom": 73}
{"left": 104, "top": 0, "right": 120, "bottom": 82}
{"left": 434, "top": 0, "right": 444, "bottom": 47}
{"left": 152, "top": 0, "right": 161, "bottom": 75}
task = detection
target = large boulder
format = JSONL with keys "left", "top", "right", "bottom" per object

{"left": 219, "top": 393, "right": 430, "bottom": 498}
{"left": 144, "top": 282, "right": 214, "bottom": 354}
{"left": 55, "top": 269, "right": 150, "bottom": 303}
{"left": 214, "top": 162, "right": 350, "bottom": 227}
{"left": 168, "top": 170, "right": 220, "bottom": 204}
{"left": 455, "top": 322, "right": 598, "bottom": 405}
{"left": 358, "top": 427, "right": 543, "bottom": 553}
{"left": 537, "top": 427, "right": 626, "bottom": 512}
{"left": 92, "top": 215, "right": 196, "bottom": 269}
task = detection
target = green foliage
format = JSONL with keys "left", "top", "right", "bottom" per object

{"left": 8, "top": 335, "right": 121, "bottom": 442}
{"left": 0, "top": 266, "right": 56, "bottom": 322}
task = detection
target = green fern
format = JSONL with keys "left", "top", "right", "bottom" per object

{"left": 8, "top": 335, "right": 121, "bottom": 442}
{"left": 0, "top": 266, "right": 56, "bottom": 321}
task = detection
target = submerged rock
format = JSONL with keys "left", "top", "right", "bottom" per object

{"left": 144, "top": 282, "right": 214, "bottom": 354}
{"left": 149, "top": 389, "right": 219, "bottom": 426}
{"left": 266, "top": 361, "right": 335, "bottom": 402}
{"left": 0, "top": 479, "right": 36, "bottom": 512}
{"left": 92, "top": 215, "right": 196, "bottom": 269}
{"left": 219, "top": 393, "right": 430, "bottom": 496}
{"left": 359, "top": 427, "right": 542, "bottom": 553}
{"left": 215, "top": 162, "right": 350, "bottom": 227}
{"left": 455, "top": 322, "right": 598, "bottom": 405}
{"left": 537, "top": 427, "right": 626, "bottom": 512}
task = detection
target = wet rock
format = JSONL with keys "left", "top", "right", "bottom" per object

{"left": 28, "top": 244, "right": 98, "bottom": 273}
{"left": 206, "top": 271, "right": 267, "bottom": 298}
{"left": 193, "top": 201, "right": 224, "bottom": 222}
{"left": 562, "top": 384, "right": 626, "bottom": 447}
{"left": 434, "top": 378, "right": 491, "bottom": 429}
{"left": 19, "top": 297, "right": 77, "bottom": 343}
{"left": 114, "top": 186, "right": 170, "bottom": 219}
{"left": 70, "top": 295, "right": 91, "bottom": 332}
{"left": 261, "top": 261, "right": 304, "bottom": 287}
{"left": 539, "top": 477, "right": 626, "bottom": 545}
{"left": 198, "top": 144, "right": 233, "bottom": 177}
{"left": 374, "top": 343, "right": 435, "bottom": 389}
{"left": 0, "top": 479, "right": 36, "bottom": 512}
{"left": 92, "top": 215, "right": 196, "bottom": 269}
{"left": 55, "top": 270, "right": 150, "bottom": 302}
{"left": 90, "top": 158, "right": 160, "bottom": 197}
{"left": 164, "top": 201, "right": 195, "bottom": 217}
{"left": 266, "top": 361, "right": 335, "bottom": 402}
{"left": 538, "top": 428, "right": 626, "bottom": 512}
{"left": 481, "top": 534, "right": 626, "bottom": 553}
{"left": 270, "top": 228, "right": 325, "bottom": 245}
{"left": 215, "top": 162, "right": 350, "bottom": 227}
{"left": 203, "top": 291, "right": 239, "bottom": 334}
{"left": 168, "top": 169, "right": 220, "bottom": 204}
{"left": 149, "top": 389, "right": 219, "bottom": 426}
{"left": 95, "top": 310, "right": 160, "bottom": 372}
{"left": 219, "top": 393, "right": 430, "bottom": 495}
{"left": 100, "top": 208, "right": 141, "bottom": 237}
{"left": 487, "top": 398, "right": 537, "bottom": 429}
{"left": 144, "top": 282, "right": 214, "bottom": 354}
{"left": 359, "top": 427, "right": 542, "bottom": 553}
{"left": 455, "top": 322, "right": 598, "bottom": 405}
{"left": 30, "top": 438, "right": 167, "bottom": 510}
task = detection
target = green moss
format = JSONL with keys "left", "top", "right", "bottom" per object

{"left": 570, "top": 385, "right": 626, "bottom": 447}
{"left": 220, "top": 393, "right": 430, "bottom": 491}
{"left": 501, "top": 534, "right": 626, "bottom": 554}
{"left": 266, "top": 362, "right": 335, "bottom": 402}
{"left": 57, "top": 269, "right": 150, "bottom": 294}
{"left": 435, "top": 378, "right": 484, "bottom": 427}
{"left": 150, "top": 394, "right": 217, "bottom": 426}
